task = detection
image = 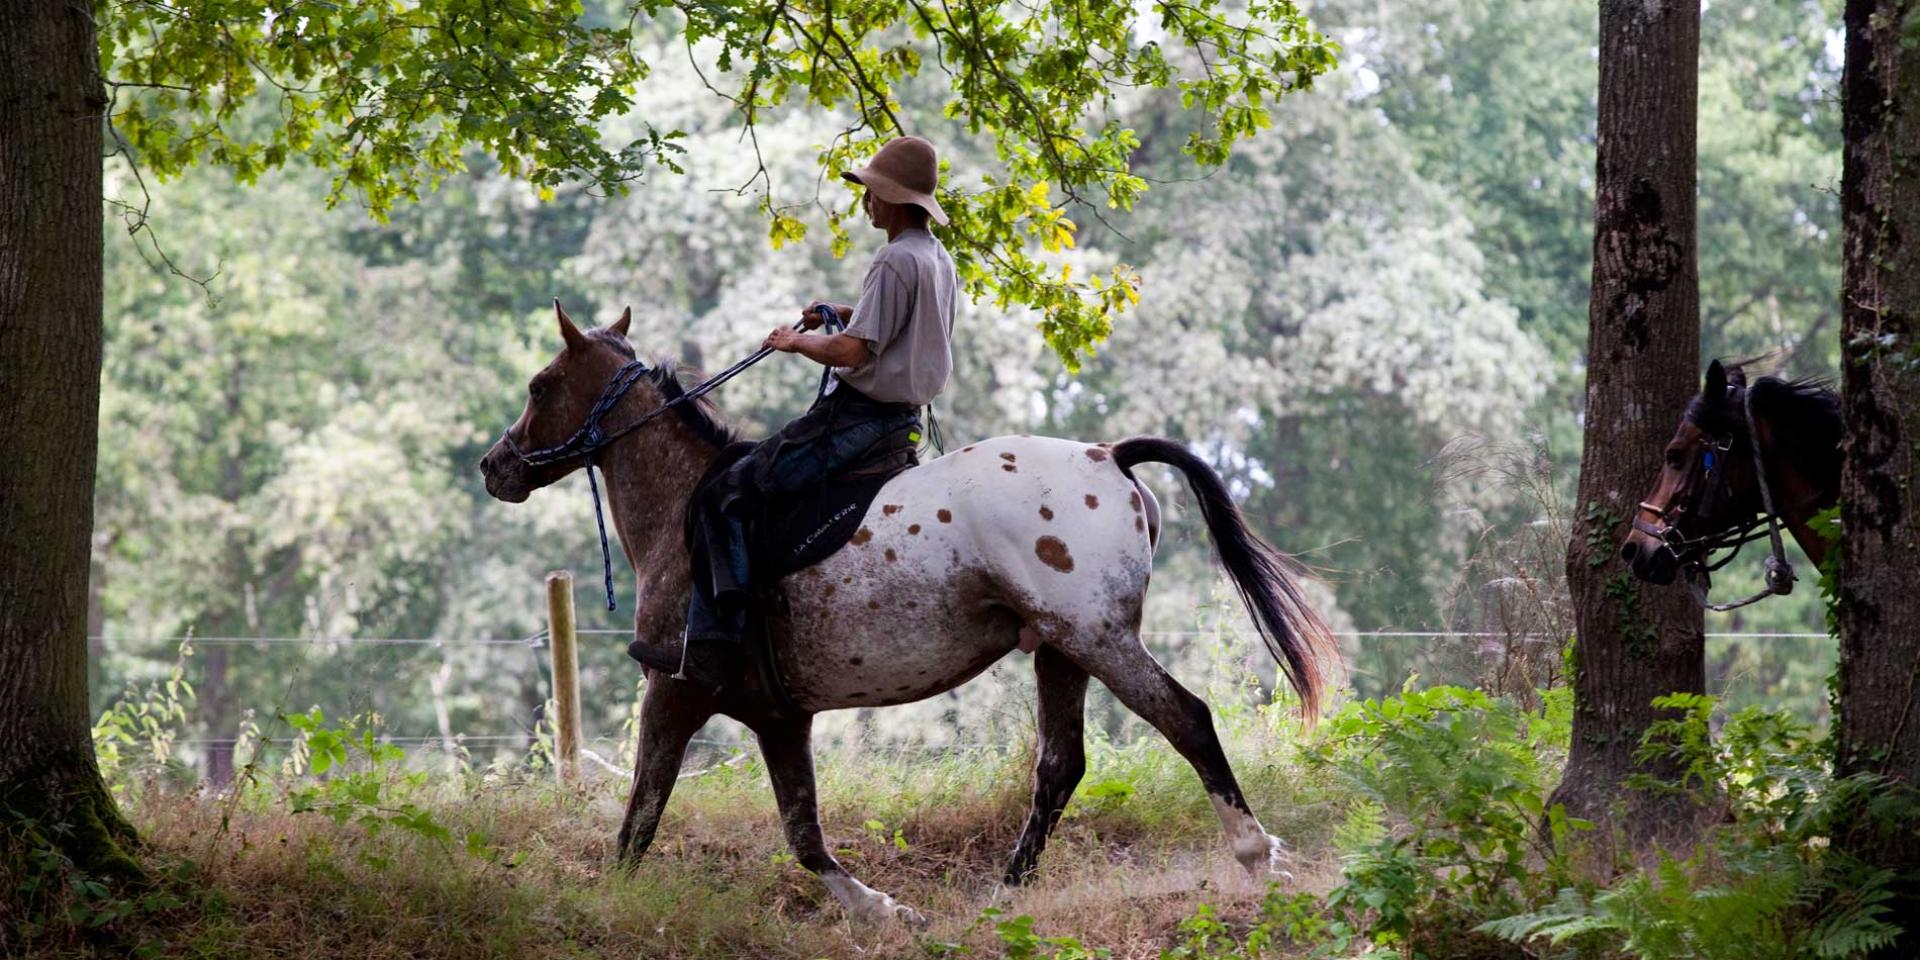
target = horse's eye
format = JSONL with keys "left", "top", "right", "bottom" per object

{"left": 529, "top": 382, "right": 545, "bottom": 399}
{"left": 1665, "top": 448, "right": 1685, "bottom": 468}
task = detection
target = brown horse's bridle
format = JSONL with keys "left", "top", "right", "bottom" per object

{"left": 1631, "top": 385, "right": 1797, "bottom": 611}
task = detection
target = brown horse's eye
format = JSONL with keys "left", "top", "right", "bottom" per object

{"left": 529, "top": 382, "right": 546, "bottom": 400}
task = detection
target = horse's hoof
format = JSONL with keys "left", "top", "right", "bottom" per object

{"left": 851, "top": 891, "right": 926, "bottom": 929}
{"left": 1238, "top": 833, "right": 1295, "bottom": 883}
{"left": 896, "top": 902, "right": 930, "bottom": 929}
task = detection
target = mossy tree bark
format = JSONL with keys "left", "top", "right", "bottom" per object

{"left": 1835, "top": 0, "right": 1920, "bottom": 945}
{"left": 0, "top": 0, "right": 141, "bottom": 881}
{"left": 1550, "top": 0, "right": 1707, "bottom": 850}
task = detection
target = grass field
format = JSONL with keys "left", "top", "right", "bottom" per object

{"left": 4, "top": 712, "right": 1347, "bottom": 960}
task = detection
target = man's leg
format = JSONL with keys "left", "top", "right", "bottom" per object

{"left": 676, "top": 407, "right": 915, "bottom": 691}
{"left": 675, "top": 407, "right": 838, "bottom": 690}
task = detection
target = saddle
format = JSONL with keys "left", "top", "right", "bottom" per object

{"left": 628, "top": 421, "right": 920, "bottom": 709}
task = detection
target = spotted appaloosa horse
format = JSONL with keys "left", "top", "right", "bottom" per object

{"left": 479, "top": 305, "right": 1337, "bottom": 925}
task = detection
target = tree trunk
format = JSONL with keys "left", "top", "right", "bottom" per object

{"left": 1550, "top": 0, "right": 1706, "bottom": 850}
{"left": 203, "top": 643, "right": 235, "bottom": 787}
{"left": 1834, "top": 0, "right": 1920, "bottom": 942}
{"left": 0, "top": 0, "right": 138, "bottom": 879}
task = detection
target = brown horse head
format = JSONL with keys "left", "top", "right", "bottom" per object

{"left": 1620, "top": 359, "right": 1841, "bottom": 585}
{"left": 479, "top": 301, "right": 636, "bottom": 502}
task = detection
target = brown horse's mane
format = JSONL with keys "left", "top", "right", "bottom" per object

{"left": 1686, "top": 363, "right": 1842, "bottom": 495}
{"left": 585, "top": 328, "right": 739, "bottom": 450}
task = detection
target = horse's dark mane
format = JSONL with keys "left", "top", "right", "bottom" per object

{"left": 1687, "top": 364, "right": 1842, "bottom": 492}
{"left": 583, "top": 328, "right": 740, "bottom": 450}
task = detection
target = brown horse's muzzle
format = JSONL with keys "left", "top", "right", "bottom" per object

{"left": 479, "top": 440, "right": 533, "bottom": 503}
{"left": 1620, "top": 530, "right": 1681, "bottom": 584}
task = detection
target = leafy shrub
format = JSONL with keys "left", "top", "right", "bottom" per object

{"left": 1307, "top": 683, "right": 1584, "bottom": 950}
{"left": 278, "top": 708, "right": 460, "bottom": 853}
{"left": 91, "top": 639, "right": 197, "bottom": 794}
{"left": 1482, "top": 698, "right": 1905, "bottom": 959}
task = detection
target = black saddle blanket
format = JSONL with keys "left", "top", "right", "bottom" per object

{"left": 701, "top": 430, "right": 917, "bottom": 580}
{"left": 762, "top": 468, "right": 902, "bottom": 575}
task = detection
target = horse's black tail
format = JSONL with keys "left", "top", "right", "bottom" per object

{"left": 1113, "top": 437, "right": 1337, "bottom": 717}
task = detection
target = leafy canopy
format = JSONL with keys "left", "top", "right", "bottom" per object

{"left": 100, "top": 0, "right": 1338, "bottom": 368}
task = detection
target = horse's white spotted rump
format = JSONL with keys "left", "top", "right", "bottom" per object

{"left": 777, "top": 437, "right": 1158, "bottom": 711}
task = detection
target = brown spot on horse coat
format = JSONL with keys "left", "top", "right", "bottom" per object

{"left": 883, "top": 504, "right": 902, "bottom": 516}
{"left": 885, "top": 548, "right": 898, "bottom": 563}
{"left": 1039, "top": 505, "right": 1054, "bottom": 521}
{"left": 1000, "top": 452, "right": 1017, "bottom": 462}
{"left": 1084, "top": 494, "right": 1100, "bottom": 510}
{"left": 1129, "top": 490, "right": 1142, "bottom": 512}
{"left": 868, "top": 600, "right": 881, "bottom": 610}
{"left": 1002, "top": 464, "right": 1018, "bottom": 473}
{"left": 1085, "top": 447, "right": 1109, "bottom": 462}
{"left": 823, "top": 584, "right": 836, "bottom": 598}
{"left": 848, "top": 656, "right": 863, "bottom": 666}
{"left": 937, "top": 509, "right": 953, "bottom": 523}
{"left": 850, "top": 527, "right": 873, "bottom": 546}
{"left": 908, "top": 523, "right": 921, "bottom": 535}
{"left": 962, "top": 445, "right": 976, "bottom": 453}
{"left": 1136, "top": 516, "right": 1146, "bottom": 532}
{"left": 1035, "top": 536, "right": 1075, "bottom": 573}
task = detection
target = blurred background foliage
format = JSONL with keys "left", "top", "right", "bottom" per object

{"left": 91, "top": 0, "right": 1844, "bottom": 779}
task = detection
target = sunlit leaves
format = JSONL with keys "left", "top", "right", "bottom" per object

{"left": 100, "top": 0, "right": 1336, "bottom": 367}
{"left": 101, "top": 0, "right": 672, "bottom": 221}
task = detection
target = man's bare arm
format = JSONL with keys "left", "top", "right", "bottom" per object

{"left": 800, "top": 300, "right": 857, "bottom": 326}
{"left": 764, "top": 327, "right": 871, "bottom": 367}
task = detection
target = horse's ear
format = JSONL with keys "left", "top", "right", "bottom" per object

{"left": 610, "top": 306, "right": 631, "bottom": 339}
{"left": 1704, "top": 359, "right": 1727, "bottom": 400}
{"left": 555, "top": 299, "right": 587, "bottom": 351}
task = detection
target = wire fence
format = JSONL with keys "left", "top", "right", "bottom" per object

{"left": 92, "top": 629, "right": 1835, "bottom": 648}
{"left": 91, "top": 623, "right": 1837, "bottom": 761}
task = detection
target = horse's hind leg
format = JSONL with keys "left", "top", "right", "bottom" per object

{"left": 616, "top": 674, "right": 714, "bottom": 864}
{"left": 1004, "top": 645, "right": 1089, "bottom": 885}
{"left": 1068, "top": 632, "right": 1288, "bottom": 878}
{"left": 750, "top": 715, "right": 927, "bottom": 927}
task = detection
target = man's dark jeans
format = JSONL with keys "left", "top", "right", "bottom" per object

{"left": 680, "top": 385, "right": 918, "bottom": 682}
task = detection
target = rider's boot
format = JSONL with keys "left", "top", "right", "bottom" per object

{"left": 674, "top": 591, "right": 746, "bottom": 692}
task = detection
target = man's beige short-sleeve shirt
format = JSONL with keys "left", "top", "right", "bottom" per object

{"left": 834, "top": 227, "right": 957, "bottom": 406}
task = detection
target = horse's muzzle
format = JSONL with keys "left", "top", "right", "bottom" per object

{"left": 1620, "top": 534, "right": 1680, "bottom": 585}
{"left": 479, "top": 444, "right": 532, "bottom": 503}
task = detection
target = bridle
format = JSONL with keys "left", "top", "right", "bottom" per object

{"left": 1629, "top": 384, "right": 1796, "bottom": 612}
{"left": 498, "top": 308, "right": 835, "bottom": 610}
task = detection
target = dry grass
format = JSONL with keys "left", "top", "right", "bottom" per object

{"left": 4, "top": 728, "right": 1344, "bottom": 960}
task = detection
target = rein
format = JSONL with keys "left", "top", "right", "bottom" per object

{"left": 1635, "top": 385, "right": 1797, "bottom": 612}
{"left": 502, "top": 309, "right": 829, "bottom": 611}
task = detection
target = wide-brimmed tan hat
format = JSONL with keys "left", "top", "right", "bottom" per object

{"left": 841, "top": 136, "right": 948, "bottom": 225}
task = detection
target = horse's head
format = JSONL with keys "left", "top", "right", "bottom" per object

{"left": 479, "top": 301, "right": 636, "bottom": 503}
{"left": 1620, "top": 359, "right": 1767, "bottom": 585}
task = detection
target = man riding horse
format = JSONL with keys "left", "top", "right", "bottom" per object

{"left": 677, "top": 135, "right": 958, "bottom": 690}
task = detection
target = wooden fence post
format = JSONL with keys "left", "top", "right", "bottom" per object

{"left": 545, "top": 570, "right": 582, "bottom": 785}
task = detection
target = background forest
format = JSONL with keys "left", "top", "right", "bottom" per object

{"left": 90, "top": 0, "right": 1843, "bottom": 777}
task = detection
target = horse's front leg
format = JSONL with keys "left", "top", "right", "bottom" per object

{"left": 616, "top": 671, "right": 714, "bottom": 864}
{"left": 750, "top": 715, "right": 927, "bottom": 927}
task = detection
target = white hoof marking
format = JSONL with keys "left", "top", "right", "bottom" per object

{"left": 1209, "top": 794, "right": 1292, "bottom": 879}
{"left": 824, "top": 872, "right": 927, "bottom": 928}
